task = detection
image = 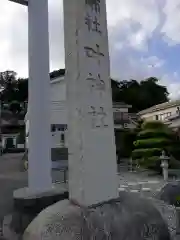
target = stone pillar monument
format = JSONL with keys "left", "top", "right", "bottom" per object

{"left": 28, "top": 0, "right": 52, "bottom": 192}
{"left": 64, "top": 0, "right": 118, "bottom": 205}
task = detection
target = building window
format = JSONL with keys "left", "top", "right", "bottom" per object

{"left": 122, "top": 112, "right": 129, "bottom": 120}
{"left": 155, "top": 115, "right": 158, "bottom": 120}
{"left": 160, "top": 114, "right": 164, "bottom": 120}
{"left": 51, "top": 124, "right": 56, "bottom": 132}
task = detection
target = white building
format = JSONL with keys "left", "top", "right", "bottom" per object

{"left": 0, "top": 110, "right": 25, "bottom": 151}
{"left": 25, "top": 70, "right": 137, "bottom": 158}
{"left": 138, "top": 100, "right": 180, "bottom": 132}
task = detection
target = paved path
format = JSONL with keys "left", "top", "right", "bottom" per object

{"left": 0, "top": 154, "right": 65, "bottom": 234}
{"left": 118, "top": 171, "right": 166, "bottom": 197}
{"left": 0, "top": 153, "right": 176, "bottom": 239}
{"left": 0, "top": 154, "right": 167, "bottom": 221}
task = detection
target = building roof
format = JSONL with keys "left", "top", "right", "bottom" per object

{"left": 113, "top": 102, "right": 132, "bottom": 108}
{"left": 50, "top": 69, "right": 65, "bottom": 80}
{"left": 138, "top": 100, "right": 180, "bottom": 115}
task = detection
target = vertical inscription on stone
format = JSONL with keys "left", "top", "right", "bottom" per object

{"left": 84, "top": 44, "right": 104, "bottom": 65}
{"left": 88, "top": 106, "right": 108, "bottom": 128}
{"left": 86, "top": 73, "right": 105, "bottom": 95}
{"left": 85, "top": 14, "right": 101, "bottom": 34}
{"left": 84, "top": 0, "right": 108, "bottom": 128}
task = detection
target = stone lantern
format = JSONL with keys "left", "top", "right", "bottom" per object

{"left": 160, "top": 150, "right": 169, "bottom": 181}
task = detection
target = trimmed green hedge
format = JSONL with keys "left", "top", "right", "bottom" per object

{"left": 133, "top": 138, "right": 170, "bottom": 148}
{"left": 137, "top": 129, "right": 172, "bottom": 139}
{"left": 132, "top": 148, "right": 162, "bottom": 159}
{"left": 142, "top": 121, "right": 168, "bottom": 130}
{"left": 132, "top": 120, "right": 179, "bottom": 172}
{"left": 138, "top": 156, "right": 162, "bottom": 173}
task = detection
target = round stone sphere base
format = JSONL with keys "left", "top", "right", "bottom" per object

{"left": 23, "top": 192, "right": 174, "bottom": 240}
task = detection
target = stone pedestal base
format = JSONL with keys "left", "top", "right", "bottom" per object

{"left": 23, "top": 192, "right": 176, "bottom": 240}
{"left": 11, "top": 183, "right": 68, "bottom": 235}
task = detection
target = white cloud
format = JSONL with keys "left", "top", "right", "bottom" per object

{"left": 161, "top": 0, "right": 180, "bottom": 45}
{"left": 107, "top": 0, "right": 160, "bottom": 51}
{"left": 0, "top": 0, "right": 161, "bottom": 76}
{"left": 161, "top": 72, "right": 180, "bottom": 100}
{"left": 0, "top": 0, "right": 180, "bottom": 99}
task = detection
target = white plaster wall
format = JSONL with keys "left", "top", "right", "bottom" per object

{"left": 49, "top": 77, "right": 67, "bottom": 124}
{"left": 50, "top": 77, "right": 66, "bottom": 102}
{"left": 26, "top": 77, "right": 67, "bottom": 148}
{"left": 50, "top": 101, "right": 67, "bottom": 124}
{"left": 140, "top": 105, "right": 180, "bottom": 122}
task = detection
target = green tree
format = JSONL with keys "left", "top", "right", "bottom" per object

{"left": 0, "top": 71, "right": 28, "bottom": 116}
{"left": 132, "top": 121, "right": 174, "bottom": 171}
{"left": 1, "top": 69, "right": 169, "bottom": 115}
{"left": 0, "top": 71, "right": 18, "bottom": 104}
{"left": 111, "top": 77, "right": 169, "bottom": 112}
{"left": 8, "top": 101, "right": 22, "bottom": 114}
{"left": 16, "top": 78, "right": 28, "bottom": 103}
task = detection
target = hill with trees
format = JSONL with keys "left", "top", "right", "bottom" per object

{"left": 0, "top": 69, "right": 169, "bottom": 116}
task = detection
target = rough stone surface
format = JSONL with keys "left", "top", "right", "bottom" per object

{"left": 156, "top": 181, "right": 180, "bottom": 206}
{"left": 64, "top": 0, "right": 118, "bottom": 206}
{"left": 24, "top": 193, "right": 172, "bottom": 240}
{"left": 150, "top": 198, "right": 178, "bottom": 239}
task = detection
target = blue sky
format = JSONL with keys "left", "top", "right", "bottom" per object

{"left": 1, "top": 0, "right": 180, "bottom": 99}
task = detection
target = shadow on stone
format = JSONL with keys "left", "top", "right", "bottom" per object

{"left": 11, "top": 184, "right": 68, "bottom": 235}
{"left": 156, "top": 181, "right": 180, "bottom": 206}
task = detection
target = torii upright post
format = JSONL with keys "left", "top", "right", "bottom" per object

{"left": 28, "top": 0, "right": 52, "bottom": 192}
{"left": 9, "top": 0, "right": 52, "bottom": 193}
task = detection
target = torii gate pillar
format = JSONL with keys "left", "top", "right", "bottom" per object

{"left": 9, "top": 0, "right": 52, "bottom": 193}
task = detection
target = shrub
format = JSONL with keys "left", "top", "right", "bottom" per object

{"left": 132, "top": 148, "right": 162, "bottom": 159}
{"left": 132, "top": 120, "right": 174, "bottom": 172}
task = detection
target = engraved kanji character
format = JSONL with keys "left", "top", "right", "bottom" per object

{"left": 85, "top": 14, "right": 92, "bottom": 31}
{"left": 84, "top": 44, "right": 104, "bottom": 65}
{"left": 85, "top": 0, "right": 101, "bottom": 13}
{"left": 93, "top": 16, "right": 101, "bottom": 34}
{"left": 96, "top": 74, "right": 105, "bottom": 91}
{"left": 98, "top": 107, "right": 108, "bottom": 127}
{"left": 88, "top": 106, "right": 99, "bottom": 128}
{"left": 85, "top": 14, "right": 101, "bottom": 34}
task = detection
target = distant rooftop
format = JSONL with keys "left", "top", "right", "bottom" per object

{"left": 9, "top": 0, "right": 28, "bottom": 6}
{"left": 113, "top": 102, "right": 132, "bottom": 108}
{"left": 50, "top": 69, "right": 65, "bottom": 80}
{"left": 138, "top": 100, "right": 180, "bottom": 115}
